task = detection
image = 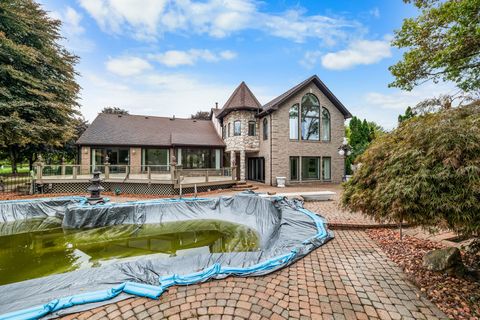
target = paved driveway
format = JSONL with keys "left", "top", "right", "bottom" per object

{"left": 60, "top": 230, "right": 446, "bottom": 320}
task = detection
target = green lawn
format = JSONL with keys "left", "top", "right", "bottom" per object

{"left": 0, "top": 165, "right": 30, "bottom": 174}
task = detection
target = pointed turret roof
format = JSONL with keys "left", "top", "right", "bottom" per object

{"left": 216, "top": 82, "right": 262, "bottom": 119}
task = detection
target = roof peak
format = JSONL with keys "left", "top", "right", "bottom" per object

{"left": 216, "top": 81, "right": 262, "bottom": 118}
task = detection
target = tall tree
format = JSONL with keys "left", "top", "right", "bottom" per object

{"left": 389, "top": 0, "right": 480, "bottom": 92}
{"left": 0, "top": 0, "right": 80, "bottom": 172}
{"left": 342, "top": 101, "right": 480, "bottom": 237}
{"left": 398, "top": 106, "right": 417, "bottom": 123}
{"left": 346, "top": 117, "right": 384, "bottom": 174}
{"left": 191, "top": 111, "right": 210, "bottom": 120}
{"left": 101, "top": 107, "right": 129, "bottom": 115}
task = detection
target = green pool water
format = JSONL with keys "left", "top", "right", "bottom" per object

{"left": 0, "top": 218, "right": 259, "bottom": 285}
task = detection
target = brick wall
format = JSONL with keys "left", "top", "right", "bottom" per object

{"left": 130, "top": 147, "right": 142, "bottom": 174}
{"left": 80, "top": 146, "right": 90, "bottom": 174}
{"left": 258, "top": 84, "right": 346, "bottom": 186}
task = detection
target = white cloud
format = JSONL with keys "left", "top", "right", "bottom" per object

{"left": 369, "top": 7, "right": 380, "bottom": 18}
{"left": 48, "top": 6, "right": 95, "bottom": 53}
{"left": 106, "top": 57, "right": 153, "bottom": 76}
{"left": 300, "top": 51, "right": 323, "bottom": 69}
{"left": 149, "top": 49, "right": 237, "bottom": 67}
{"left": 78, "top": 0, "right": 360, "bottom": 45}
{"left": 320, "top": 39, "right": 392, "bottom": 70}
{"left": 364, "top": 82, "right": 458, "bottom": 111}
{"left": 77, "top": 71, "right": 272, "bottom": 122}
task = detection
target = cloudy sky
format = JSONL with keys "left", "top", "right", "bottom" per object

{"left": 40, "top": 0, "right": 456, "bottom": 129}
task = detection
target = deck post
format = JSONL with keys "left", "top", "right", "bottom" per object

{"left": 205, "top": 170, "right": 209, "bottom": 182}
{"left": 147, "top": 166, "right": 151, "bottom": 182}
{"left": 60, "top": 157, "right": 65, "bottom": 177}
{"left": 104, "top": 156, "right": 110, "bottom": 179}
{"left": 73, "top": 166, "right": 77, "bottom": 179}
{"left": 232, "top": 166, "right": 236, "bottom": 181}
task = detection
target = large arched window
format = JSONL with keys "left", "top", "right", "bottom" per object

{"left": 289, "top": 104, "right": 299, "bottom": 140}
{"left": 321, "top": 107, "right": 330, "bottom": 141}
{"left": 263, "top": 118, "right": 268, "bottom": 140}
{"left": 301, "top": 93, "right": 320, "bottom": 141}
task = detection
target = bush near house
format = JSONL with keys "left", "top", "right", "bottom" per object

{"left": 342, "top": 102, "right": 480, "bottom": 236}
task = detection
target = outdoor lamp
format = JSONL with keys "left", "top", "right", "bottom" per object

{"left": 338, "top": 138, "right": 352, "bottom": 156}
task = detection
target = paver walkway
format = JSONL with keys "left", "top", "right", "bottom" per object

{"left": 59, "top": 230, "right": 446, "bottom": 320}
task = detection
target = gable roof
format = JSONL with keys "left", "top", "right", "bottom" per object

{"left": 216, "top": 81, "right": 262, "bottom": 119}
{"left": 76, "top": 113, "right": 225, "bottom": 147}
{"left": 259, "top": 75, "right": 352, "bottom": 118}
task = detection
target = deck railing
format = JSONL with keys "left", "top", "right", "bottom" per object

{"left": 35, "top": 164, "right": 235, "bottom": 185}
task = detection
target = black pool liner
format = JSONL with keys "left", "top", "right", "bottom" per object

{"left": 0, "top": 193, "right": 333, "bottom": 319}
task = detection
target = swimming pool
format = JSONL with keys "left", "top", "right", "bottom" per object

{"left": 0, "top": 193, "right": 332, "bottom": 319}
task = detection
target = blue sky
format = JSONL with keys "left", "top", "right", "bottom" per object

{"left": 39, "top": 0, "right": 455, "bottom": 129}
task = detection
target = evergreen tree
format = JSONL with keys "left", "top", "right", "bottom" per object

{"left": 0, "top": 0, "right": 80, "bottom": 172}
{"left": 398, "top": 106, "right": 417, "bottom": 123}
{"left": 101, "top": 107, "right": 129, "bottom": 115}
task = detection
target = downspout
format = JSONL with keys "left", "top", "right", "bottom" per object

{"left": 269, "top": 113, "right": 273, "bottom": 186}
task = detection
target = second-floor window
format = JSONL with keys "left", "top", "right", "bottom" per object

{"left": 234, "top": 120, "right": 241, "bottom": 136}
{"left": 301, "top": 93, "right": 320, "bottom": 141}
{"left": 228, "top": 122, "right": 231, "bottom": 137}
{"left": 263, "top": 118, "right": 268, "bottom": 140}
{"left": 321, "top": 107, "right": 331, "bottom": 141}
{"left": 289, "top": 104, "right": 299, "bottom": 140}
{"left": 248, "top": 121, "right": 256, "bottom": 136}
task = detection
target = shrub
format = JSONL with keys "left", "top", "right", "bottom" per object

{"left": 342, "top": 103, "right": 480, "bottom": 236}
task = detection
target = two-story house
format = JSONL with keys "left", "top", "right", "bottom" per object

{"left": 76, "top": 75, "right": 351, "bottom": 187}
{"left": 212, "top": 75, "right": 351, "bottom": 185}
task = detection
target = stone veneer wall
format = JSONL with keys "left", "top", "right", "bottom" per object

{"left": 223, "top": 110, "right": 260, "bottom": 152}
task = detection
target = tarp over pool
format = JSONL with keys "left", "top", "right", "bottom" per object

{"left": 0, "top": 193, "right": 333, "bottom": 319}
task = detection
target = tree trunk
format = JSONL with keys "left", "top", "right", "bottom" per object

{"left": 9, "top": 147, "right": 18, "bottom": 174}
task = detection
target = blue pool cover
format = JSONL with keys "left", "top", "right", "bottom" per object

{"left": 0, "top": 193, "right": 333, "bottom": 319}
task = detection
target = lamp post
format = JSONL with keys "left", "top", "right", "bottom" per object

{"left": 338, "top": 137, "right": 352, "bottom": 181}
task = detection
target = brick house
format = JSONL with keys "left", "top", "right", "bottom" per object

{"left": 77, "top": 75, "right": 351, "bottom": 186}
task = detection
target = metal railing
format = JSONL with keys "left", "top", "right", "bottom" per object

{"left": 35, "top": 164, "right": 235, "bottom": 184}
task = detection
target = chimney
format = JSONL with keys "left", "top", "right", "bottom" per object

{"left": 215, "top": 102, "right": 218, "bottom": 109}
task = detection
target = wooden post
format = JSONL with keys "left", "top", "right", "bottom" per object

{"left": 147, "top": 166, "right": 151, "bottom": 182}
{"left": 232, "top": 166, "right": 236, "bottom": 181}
{"left": 205, "top": 169, "right": 209, "bottom": 182}
{"left": 73, "top": 166, "right": 77, "bottom": 179}
{"left": 61, "top": 165, "right": 66, "bottom": 176}
{"left": 104, "top": 163, "right": 110, "bottom": 179}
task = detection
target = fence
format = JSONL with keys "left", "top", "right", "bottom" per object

{"left": 0, "top": 173, "right": 32, "bottom": 194}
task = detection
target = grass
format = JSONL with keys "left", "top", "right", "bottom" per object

{"left": 0, "top": 165, "right": 30, "bottom": 174}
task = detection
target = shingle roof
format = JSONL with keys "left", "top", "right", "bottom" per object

{"left": 76, "top": 113, "right": 225, "bottom": 147}
{"left": 259, "top": 75, "right": 352, "bottom": 118}
{"left": 216, "top": 82, "right": 262, "bottom": 119}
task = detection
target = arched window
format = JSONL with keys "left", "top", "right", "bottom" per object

{"left": 289, "top": 104, "right": 299, "bottom": 140}
{"left": 234, "top": 120, "right": 241, "bottom": 136}
{"left": 301, "top": 93, "right": 320, "bottom": 141}
{"left": 321, "top": 107, "right": 330, "bottom": 141}
{"left": 263, "top": 118, "right": 268, "bottom": 140}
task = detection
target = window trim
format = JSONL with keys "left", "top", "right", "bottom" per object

{"left": 233, "top": 120, "right": 241, "bottom": 136}
{"left": 300, "top": 93, "right": 320, "bottom": 141}
{"left": 248, "top": 120, "right": 256, "bottom": 136}
{"left": 321, "top": 107, "right": 331, "bottom": 142}
{"left": 322, "top": 156, "right": 332, "bottom": 181}
{"left": 301, "top": 156, "right": 320, "bottom": 180}
{"left": 289, "top": 104, "right": 299, "bottom": 140}
{"left": 290, "top": 156, "right": 299, "bottom": 181}
{"left": 263, "top": 118, "right": 268, "bottom": 140}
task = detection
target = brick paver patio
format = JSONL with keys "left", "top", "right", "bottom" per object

{"left": 59, "top": 230, "right": 446, "bottom": 320}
